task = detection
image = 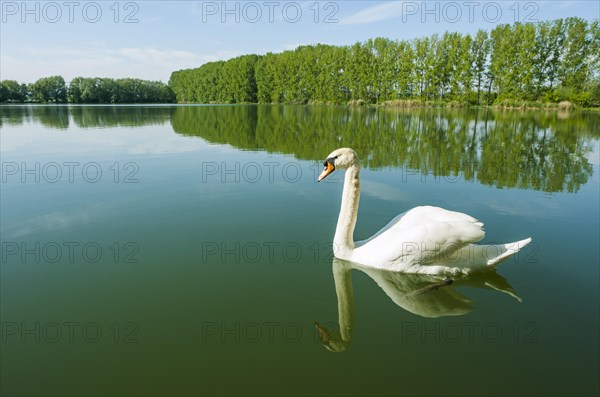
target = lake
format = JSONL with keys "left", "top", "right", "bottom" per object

{"left": 1, "top": 104, "right": 599, "bottom": 396}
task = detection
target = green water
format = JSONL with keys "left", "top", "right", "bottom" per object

{"left": 1, "top": 105, "right": 599, "bottom": 396}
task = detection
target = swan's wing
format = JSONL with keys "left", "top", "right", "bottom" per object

{"left": 353, "top": 206, "right": 485, "bottom": 268}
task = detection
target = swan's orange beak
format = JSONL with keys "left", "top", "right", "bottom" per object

{"left": 318, "top": 162, "right": 335, "bottom": 182}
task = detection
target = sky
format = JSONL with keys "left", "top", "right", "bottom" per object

{"left": 1, "top": 0, "right": 598, "bottom": 83}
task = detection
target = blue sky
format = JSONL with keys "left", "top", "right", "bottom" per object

{"left": 1, "top": 0, "right": 598, "bottom": 83}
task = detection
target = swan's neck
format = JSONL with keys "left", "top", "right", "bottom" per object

{"left": 334, "top": 164, "right": 360, "bottom": 255}
{"left": 333, "top": 261, "right": 354, "bottom": 343}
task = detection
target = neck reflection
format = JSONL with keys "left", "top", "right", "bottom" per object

{"left": 316, "top": 257, "right": 521, "bottom": 352}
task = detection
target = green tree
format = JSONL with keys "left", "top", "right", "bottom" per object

{"left": 554, "top": 18, "right": 593, "bottom": 104}
{"left": 412, "top": 36, "right": 432, "bottom": 100}
{"left": 396, "top": 40, "right": 415, "bottom": 99}
{"left": 0, "top": 80, "right": 27, "bottom": 102}
{"left": 30, "top": 76, "right": 67, "bottom": 102}
{"left": 471, "top": 30, "right": 490, "bottom": 104}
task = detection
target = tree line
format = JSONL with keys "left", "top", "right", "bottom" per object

{"left": 169, "top": 18, "right": 599, "bottom": 107}
{"left": 0, "top": 76, "right": 175, "bottom": 103}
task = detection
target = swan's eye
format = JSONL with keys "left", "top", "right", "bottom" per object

{"left": 324, "top": 156, "right": 338, "bottom": 167}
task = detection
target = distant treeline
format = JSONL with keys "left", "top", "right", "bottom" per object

{"left": 169, "top": 18, "right": 599, "bottom": 107}
{"left": 0, "top": 76, "right": 175, "bottom": 103}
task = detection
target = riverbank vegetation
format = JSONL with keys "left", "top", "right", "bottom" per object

{"left": 0, "top": 76, "right": 175, "bottom": 104}
{"left": 169, "top": 18, "right": 599, "bottom": 108}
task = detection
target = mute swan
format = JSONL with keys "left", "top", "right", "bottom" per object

{"left": 318, "top": 148, "right": 531, "bottom": 275}
{"left": 316, "top": 258, "right": 522, "bottom": 352}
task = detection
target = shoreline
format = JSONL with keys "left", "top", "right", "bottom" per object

{"left": 2, "top": 101, "right": 599, "bottom": 112}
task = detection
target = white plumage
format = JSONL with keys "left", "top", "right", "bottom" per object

{"left": 318, "top": 148, "right": 531, "bottom": 275}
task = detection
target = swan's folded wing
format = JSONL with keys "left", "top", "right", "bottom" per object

{"left": 353, "top": 206, "right": 485, "bottom": 268}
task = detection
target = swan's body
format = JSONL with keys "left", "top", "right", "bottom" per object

{"left": 318, "top": 148, "right": 531, "bottom": 275}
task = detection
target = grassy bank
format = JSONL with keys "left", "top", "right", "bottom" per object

{"left": 344, "top": 99, "right": 600, "bottom": 111}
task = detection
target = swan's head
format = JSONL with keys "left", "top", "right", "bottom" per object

{"left": 314, "top": 322, "right": 349, "bottom": 352}
{"left": 318, "top": 148, "right": 359, "bottom": 182}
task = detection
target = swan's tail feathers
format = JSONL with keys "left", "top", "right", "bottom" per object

{"left": 485, "top": 238, "right": 532, "bottom": 267}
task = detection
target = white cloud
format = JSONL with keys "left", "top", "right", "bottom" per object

{"left": 340, "top": 1, "right": 406, "bottom": 25}
{"left": 0, "top": 46, "right": 244, "bottom": 83}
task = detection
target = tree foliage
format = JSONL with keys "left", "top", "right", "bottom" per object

{"left": 169, "top": 55, "right": 259, "bottom": 103}
{"left": 29, "top": 76, "right": 68, "bottom": 103}
{"left": 67, "top": 77, "right": 175, "bottom": 103}
{"left": 0, "top": 77, "right": 174, "bottom": 103}
{"left": 169, "top": 18, "right": 599, "bottom": 107}
{"left": 0, "top": 80, "right": 28, "bottom": 102}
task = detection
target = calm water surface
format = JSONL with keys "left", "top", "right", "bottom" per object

{"left": 1, "top": 105, "right": 599, "bottom": 396}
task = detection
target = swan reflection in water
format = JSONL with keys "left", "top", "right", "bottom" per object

{"left": 315, "top": 257, "right": 521, "bottom": 352}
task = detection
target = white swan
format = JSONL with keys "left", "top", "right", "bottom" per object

{"left": 318, "top": 148, "right": 532, "bottom": 275}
